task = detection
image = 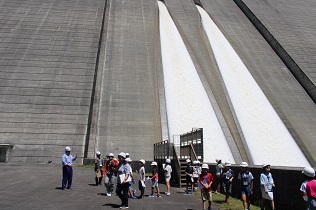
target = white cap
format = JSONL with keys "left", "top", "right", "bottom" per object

{"left": 302, "top": 167, "right": 315, "bottom": 178}
{"left": 118, "top": 152, "right": 126, "bottom": 159}
{"left": 126, "top": 153, "right": 129, "bottom": 156}
{"left": 186, "top": 159, "right": 191, "bottom": 163}
{"left": 225, "top": 161, "right": 231, "bottom": 166}
{"left": 166, "top": 158, "right": 171, "bottom": 163}
{"left": 96, "top": 151, "right": 101, "bottom": 155}
{"left": 201, "top": 164, "right": 209, "bottom": 169}
{"left": 139, "top": 159, "right": 145, "bottom": 164}
{"left": 240, "top": 162, "right": 248, "bottom": 167}
{"left": 151, "top": 161, "right": 157, "bottom": 166}
{"left": 107, "top": 153, "right": 114, "bottom": 157}
{"left": 126, "top": 158, "right": 132, "bottom": 162}
{"left": 65, "top": 146, "right": 71, "bottom": 151}
{"left": 262, "top": 164, "right": 270, "bottom": 169}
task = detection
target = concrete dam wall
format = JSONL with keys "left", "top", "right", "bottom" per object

{"left": 0, "top": 0, "right": 315, "bottom": 167}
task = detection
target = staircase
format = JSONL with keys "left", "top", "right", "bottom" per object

{"left": 179, "top": 158, "right": 189, "bottom": 188}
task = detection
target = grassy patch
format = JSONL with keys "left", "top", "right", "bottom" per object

{"left": 194, "top": 191, "right": 261, "bottom": 210}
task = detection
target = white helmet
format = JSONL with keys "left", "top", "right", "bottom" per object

{"left": 166, "top": 158, "right": 171, "bottom": 163}
{"left": 186, "top": 159, "right": 191, "bottom": 163}
{"left": 151, "top": 161, "right": 157, "bottom": 166}
{"left": 262, "top": 164, "right": 270, "bottom": 169}
{"left": 225, "top": 161, "right": 231, "bottom": 166}
{"left": 302, "top": 167, "right": 315, "bottom": 178}
{"left": 126, "top": 158, "right": 132, "bottom": 162}
{"left": 96, "top": 151, "right": 101, "bottom": 155}
{"left": 202, "top": 164, "right": 209, "bottom": 169}
{"left": 65, "top": 146, "right": 71, "bottom": 151}
{"left": 126, "top": 153, "right": 129, "bottom": 156}
{"left": 240, "top": 162, "right": 248, "bottom": 167}
{"left": 107, "top": 153, "right": 114, "bottom": 157}
{"left": 139, "top": 159, "right": 145, "bottom": 164}
{"left": 118, "top": 152, "right": 126, "bottom": 159}
{"left": 193, "top": 160, "right": 198, "bottom": 164}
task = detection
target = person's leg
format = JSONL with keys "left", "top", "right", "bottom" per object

{"left": 260, "top": 198, "right": 265, "bottom": 209}
{"left": 241, "top": 193, "right": 247, "bottom": 209}
{"left": 109, "top": 175, "right": 116, "bottom": 194}
{"left": 270, "top": 200, "right": 275, "bottom": 210}
{"left": 246, "top": 194, "right": 251, "bottom": 209}
{"left": 166, "top": 180, "right": 170, "bottom": 194}
{"left": 122, "top": 183, "right": 129, "bottom": 207}
{"left": 67, "top": 167, "right": 73, "bottom": 189}
{"left": 116, "top": 184, "right": 123, "bottom": 204}
{"left": 98, "top": 171, "right": 103, "bottom": 185}
{"left": 202, "top": 200, "right": 206, "bottom": 210}
{"left": 62, "top": 166, "right": 67, "bottom": 189}
{"left": 156, "top": 185, "right": 161, "bottom": 196}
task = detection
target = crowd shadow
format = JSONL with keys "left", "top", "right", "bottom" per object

{"left": 102, "top": 203, "right": 120, "bottom": 208}
{"left": 55, "top": 187, "right": 64, "bottom": 190}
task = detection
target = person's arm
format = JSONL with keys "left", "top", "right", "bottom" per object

{"left": 250, "top": 179, "right": 254, "bottom": 193}
{"left": 72, "top": 154, "right": 77, "bottom": 161}
{"left": 62, "top": 155, "right": 67, "bottom": 166}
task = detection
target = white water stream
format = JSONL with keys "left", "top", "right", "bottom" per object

{"left": 158, "top": 1, "right": 235, "bottom": 163}
{"left": 197, "top": 6, "right": 309, "bottom": 167}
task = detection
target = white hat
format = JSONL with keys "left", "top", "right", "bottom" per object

{"left": 96, "top": 151, "right": 101, "bottom": 155}
{"left": 262, "top": 164, "right": 270, "bottom": 169}
{"left": 166, "top": 158, "right": 171, "bottom": 163}
{"left": 302, "top": 167, "right": 315, "bottom": 178}
{"left": 65, "top": 146, "right": 71, "bottom": 151}
{"left": 151, "top": 161, "right": 157, "bottom": 166}
{"left": 201, "top": 164, "right": 209, "bottom": 169}
{"left": 193, "top": 160, "right": 198, "bottom": 164}
{"left": 107, "top": 153, "right": 114, "bottom": 157}
{"left": 240, "top": 162, "right": 248, "bottom": 167}
{"left": 186, "top": 159, "right": 191, "bottom": 163}
{"left": 118, "top": 152, "right": 126, "bottom": 159}
{"left": 126, "top": 153, "right": 129, "bottom": 156}
{"left": 139, "top": 159, "right": 145, "bottom": 164}
{"left": 126, "top": 158, "right": 132, "bottom": 162}
{"left": 225, "top": 161, "right": 231, "bottom": 166}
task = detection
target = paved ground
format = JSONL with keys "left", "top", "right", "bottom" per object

{"left": 0, "top": 163, "right": 219, "bottom": 210}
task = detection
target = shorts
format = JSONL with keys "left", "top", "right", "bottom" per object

{"left": 223, "top": 182, "right": 232, "bottom": 194}
{"left": 186, "top": 176, "right": 193, "bottom": 184}
{"left": 165, "top": 176, "right": 171, "bottom": 183}
{"left": 138, "top": 180, "right": 145, "bottom": 190}
{"left": 241, "top": 185, "right": 251, "bottom": 196}
{"left": 201, "top": 191, "right": 212, "bottom": 201}
{"left": 193, "top": 177, "right": 198, "bottom": 183}
{"left": 151, "top": 180, "right": 158, "bottom": 188}
{"left": 261, "top": 191, "right": 274, "bottom": 200}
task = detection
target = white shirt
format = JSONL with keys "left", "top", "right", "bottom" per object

{"left": 138, "top": 166, "right": 145, "bottom": 181}
{"left": 164, "top": 164, "right": 172, "bottom": 177}
{"left": 300, "top": 180, "right": 308, "bottom": 201}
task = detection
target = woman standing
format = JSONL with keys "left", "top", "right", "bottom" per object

{"left": 116, "top": 152, "right": 131, "bottom": 209}
{"left": 94, "top": 151, "right": 103, "bottom": 186}
{"left": 260, "top": 164, "right": 275, "bottom": 210}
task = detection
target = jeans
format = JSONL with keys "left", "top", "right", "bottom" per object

{"left": 62, "top": 165, "right": 73, "bottom": 189}
{"left": 104, "top": 174, "right": 116, "bottom": 193}
{"left": 307, "top": 198, "right": 316, "bottom": 210}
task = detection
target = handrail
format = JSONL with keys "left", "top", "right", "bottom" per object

{"left": 189, "top": 142, "right": 198, "bottom": 161}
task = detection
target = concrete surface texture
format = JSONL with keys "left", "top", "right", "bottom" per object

{"left": 0, "top": 0, "right": 315, "bottom": 167}
{"left": 0, "top": 163, "right": 216, "bottom": 210}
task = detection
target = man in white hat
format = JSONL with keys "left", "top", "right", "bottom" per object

{"left": 104, "top": 153, "right": 119, "bottom": 196}
{"left": 61, "top": 146, "right": 77, "bottom": 190}
{"left": 94, "top": 151, "right": 103, "bottom": 186}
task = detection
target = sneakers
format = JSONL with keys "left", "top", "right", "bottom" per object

{"left": 129, "top": 196, "right": 137, "bottom": 199}
{"left": 106, "top": 193, "right": 112, "bottom": 196}
{"left": 119, "top": 206, "right": 129, "bottom": 209}
{"left": 148, "top": 194, "right": 155, "bottom": 197}
{"left": 165, "top": 192, "right": 171, "bottom": 196}
{"left": 225, "top": 199, "right": 230, "bottom": 203}
{"left": 157, "top": 194, "right": 161, "bottom": 197}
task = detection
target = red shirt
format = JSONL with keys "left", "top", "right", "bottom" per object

{"left": 306, "top": 180, "right": 316, "bottom": 199}
{"left": 199, "top": 173, "right": 213, "bottom": 192}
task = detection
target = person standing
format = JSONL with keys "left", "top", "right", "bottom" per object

{"left": 301, "top": 167, "right": 315, "bottom": 207}
{"left": 126, "top": 158, "right": 136, "bottom": 199}
{"left": 260, "top": 164, "right": 275, "bottom": 210}
{"left": 214, "top": 159, "right": 223, "bottom": 194}
{"left": 164, "top": 158, "right": 173, "bottom": 196}
{"left": 199, "top": 164, "right": 213, "bottom": 210}
{"left": 149, "top": 161, "right": 161, "bottom": 197}
{"left": 116, "top": 152, "right": 131, "bottom": 209}
{"left": 104, "top": 153, "right": 119, "bottom": 196}
{"left": 222, "top": 161, "right": 234, "bottom": 203}
{"left": 305, "top": 167, "right": 316, "bottom": 210}
{"left": 193, "top": 160, "right": 201, "bottom": 191}
{"left": 138, "top": 159, "right": 146, "bottom": 199}
{"left": 94, "top": 151, "right": 103, "bottom": 186}
{"left": 61, "top": 146, "right": 77, "bottom": 190}
{"left": 238, "top": 162, "right": 254, "bottom": 210}
{"left": 185, "top": 159, "right": 194, "bottom": 194}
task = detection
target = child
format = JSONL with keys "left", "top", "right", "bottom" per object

{"left": 193, "top": 160, "right": 201, "bottom": 190}
{"left": 164, "top": 158, "right": 172, "bottom": 196}
{"left": 260, "top": 164, "right": 275, "bottom": 210}
{"left": 222, "top": 161, "right": 234, "bottom": 203}
{"left": 138, "top": 159, "right": 146, "bottom": 199}
{"left": 149, "top": 161, "right": 161, "bottom": 197}
{"left": 238, "top": 162, "right": 254, "bottom": 210}
{"left": 214, "top": 159, "right": 223, "bottom": 194}
{"left": 300, "top": 167, "right": 315, "bottom": 203}
{"left": 185, "top": 159, "right": 194, "bottom": 194}
{"left": 199, "top": 164, "right": 213, "bottom": 210}
{"left": 126, "top": 158, "right": 136, "bottom": 199}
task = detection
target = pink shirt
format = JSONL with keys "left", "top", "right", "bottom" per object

{"left": 306, "top": 180, "right": 316, "bottom": 199}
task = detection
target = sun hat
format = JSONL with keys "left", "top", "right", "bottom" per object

{"left": 202, "top": 164, "right": 209, "bottom": 169}
{"left": 166, "top": 158, "right": 171, "bottom": 163}
{"left": 302, "top": 167, "right": 315, "bottom": 178}
{"left": 65, "top": 146, "right": 71, "bottom": 151}
{"left": 107, "top": 153, "right": 114, "bottom": 157}
{"left": 151, "top": 161, "right": 157, "bottom": 166}
{"left": 139, "top": 159, "right": 145, "bottom": 164}
{"left": 118, "top": 152, "right": 126, "bottom": 159}
{"left": 240, "top": 162, "right": 248, "bottom": 167}
{"left": 126, "top": 158, "right": 132, "bottom": 162}
{"left": 96, "top": 151, "right": 101, "bottom": 155}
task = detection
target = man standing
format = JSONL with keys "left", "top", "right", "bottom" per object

{"left": 61, "top": 146, "right": 77, "bottom": 190}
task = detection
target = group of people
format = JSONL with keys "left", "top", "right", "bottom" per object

{"left": 93, "top": 150, "right": 173, "bottom": 209}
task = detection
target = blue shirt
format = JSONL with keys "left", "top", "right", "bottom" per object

{"left": 62, "top": 153, "right": 76, "bottom": 166}
{"left": 260, "top": 172, "right": 274, "bottom": 191}
{"left": 116, "top": 163, "right": 131, "bottom": 184}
